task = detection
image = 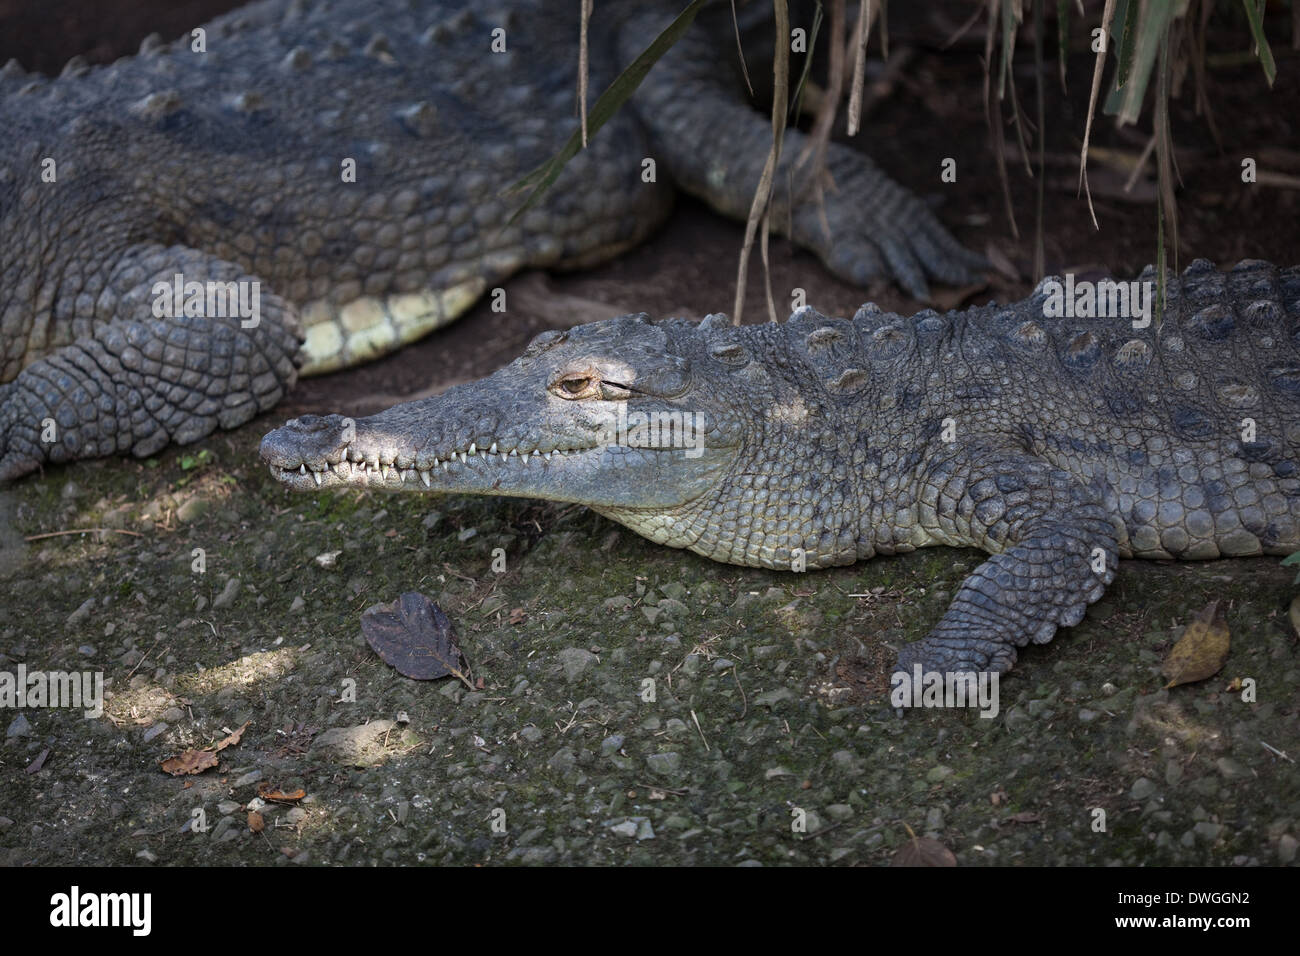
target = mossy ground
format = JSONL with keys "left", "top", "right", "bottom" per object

{"left": 0, "top": 422, "right": 1296, "bottom": 866}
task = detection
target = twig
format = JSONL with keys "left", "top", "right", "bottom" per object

{"left": 25, "top": 527, "right": 144, "bottom": 541}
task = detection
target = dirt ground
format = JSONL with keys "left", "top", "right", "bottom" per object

{"left": 0, "top": 1, "right": 1297, "bottom": 866}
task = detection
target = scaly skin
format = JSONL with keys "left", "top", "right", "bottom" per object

{"left": 0, "top": 0, "right": 982, "bottom": 481}
{"left": 262, "top": 260, "right": 1300, "bottom": 675}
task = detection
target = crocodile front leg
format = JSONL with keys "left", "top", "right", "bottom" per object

{"left": 895, "top": 445, "right": 1120, "bottom": 676}
{"left": 0, "top": 244, "right": 301, "bottom": 480}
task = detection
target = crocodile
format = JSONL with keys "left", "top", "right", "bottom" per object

{"left": 0, "top": 0, "right": 983, "bottom": 481}
{"left": 261, "top": 259, "right": 1300, "bottom": 676}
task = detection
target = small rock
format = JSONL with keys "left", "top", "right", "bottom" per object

{"left": 925, "top": 765, "right": 954, "bottom": 784}
{"left": 66, "top": 598, "right": 95, "bottom": 625}
{"left": 217, "top": 801, "right": 241, "bottom": 815}
{"left": 635, "top": 818, "right": 656, "bottom": 840}
{"left": 176, "top": 497, "right": 210, "bottom": 523}
{"left": 600, "top": 735, "right": 624, "bottom": 757}
{"left": 77, "top": 645, "right": 96, "bottom": 657}
{"left": 646, "top": 752, "right": 682, "bottom": 775}
{"left": 142, "top": 722, "right": 168, "bottom": 743}
{"left": 233, "top": 769, "right": 262, "bottom": 788}
{"left": 1278, "top": 833, "right": 1298, "bottom": 864}
{"left": 557, "top": 647, "right": 597, "bottom": 681}
{"left": 6, "top": 714, "right": 30, "bottom": 737}
{"left": 1077, "top": 708, "right": 1099, "bottom": 722}
{"left": 519, "top": 725, "right": 543, "bottom": 743}
{"left": 1130, "top": 777, "right": 1159, "bottom": 801}
{"left": 314, "top": 550, "right": 342, "bottom": 569}
{"left": 211, "top": 578, "right": 242, "bottom": 609}
{"left": 288, "top": 595, "right": 305, "bottom": 614}
{"left": 135, "top": 849, "right": 158, "bottom": 863}
{"left": 1193, "top": 821, "right": 1223, "bottom": 841}
{"left": 609, "top": 820, "right": 638, "bottom": 838}
{"left": 286, "top": 807, "right": 308, "bottom": 825}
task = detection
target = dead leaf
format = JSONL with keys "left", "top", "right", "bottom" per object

{"left": 214, "top": 721, "right": 250, "bottom": 752}
{"left": 361, "top": 592, "right": 471, "bottom": 685}
{"left": 508, "top": 607, "right": 526, "bottom": 625}
{"left": 160, "top": 750, "right": 219, "bottom": 776}
{"left": 257, "top": 782, "right": 306, "bottom": 803}
{"left": 160, "top": 721, "right": 251, "bottom": 775}
{"left": 248, "top": 811, "right": 265, "bottom": 833}
{"left": 1162, "top": 601, "right": 1231, "bottom": 688}
{"left": 1289, "top": 595, "right": 1300, "bottom": 638}
{"left": 891, "top": 834, "right": 957, "bottom": 867}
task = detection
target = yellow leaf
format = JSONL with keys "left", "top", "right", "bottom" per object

{"left": 1162, "top": 601, "right": 1230, "bottom": 689}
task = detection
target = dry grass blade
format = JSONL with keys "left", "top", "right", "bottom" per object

{"left": 794, "top": 0, "right": 846, "bottom": 183}
{"left": 730, "top": 0, "right": 754, "bottom": 97}
{"left": 846, "top": 1, "right": 883, "bottom": 136}
{"left": 985, "top": 0, "right": 1021, "bottom": 238}
{"left": 732, "top": 0, "right": 790, "bottom": 326}
{"left": 578, "top": 0, "right": 592, "bottom": 148}
{"left": 1078, "top": 0, "right": 1119, "bottom": 230}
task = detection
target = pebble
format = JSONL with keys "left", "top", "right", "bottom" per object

{"left": 217, "top": 801, "right": 241, "bottom": 815}
{"left": 1130, "top": 777, "right": 1159, "bottom": 800}
{"left": 211, "top": 578, "right": 242, "bottom": 609}
{"left": 314, "top": 550, "right": 341, "bottom": 569}
{"left": 6, "top": 714, "right": 30, "bottom": 737}
{"left": 519, "top": 725, "right": 543, "bottom": 743}
{"left": 66, "top": 598, "right": 95, "bottom": 625}
{"left": 600, "top": 735, "right": 624, "bottom": 757}
{"left": 556, "top": 648, "right": 596, "bottom": 680}
{"left": 646, "top": 752, "right": 682, "bottom": 775}
{"left": 289, "top": 595, "right": 305, "bottom": 614}
{"left": 1215, "top": 757, "right": 1252, "bottom": 780}
{"left": 1278, "top": 834, "right": 1298, "bottom": 864}
{"left": 77, "top": 645, "right": 96, "bottom": 657}
{"left": 233, "top": 769, "right": 263, "bottom": 787}
{"left": 142, "top": 722, "right": 168, "bottom": 743}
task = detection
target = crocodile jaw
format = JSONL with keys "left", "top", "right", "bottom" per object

{"left": 259, "top": 400, "right": 740, "bottom": 510}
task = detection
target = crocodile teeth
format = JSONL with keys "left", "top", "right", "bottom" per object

{"left": 501, "top": 453, "right": 508, "bottom": 463}
{"left": 381, "top": 464, "right": 391, "bottom": 480}
{"left": 544, "top": 452, "right": 552, "bottom": 462}
{"left": 509, "top": 448, "right": 518, "bottom": 457}
{"left": 489, "top": 443, "right": 498, "bottom": 454}
{"left": 458, "top": 452, "right": 468, "bottom": 465}
{"left": 299, "top": 464, "right": 307, "bottom": 475}
{"left": 334, "top": 461, "right": 350, "bottom": 477}
{"left": 420, "top": 470, "right": 431, "bottom": 488}
{"left": 441, "top": 460, "right": 449, "bottom": 471}
{"left": 312, "top": 469, "right": 322, "bottom": 487}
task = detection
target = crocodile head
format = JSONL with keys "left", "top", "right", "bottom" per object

{"left": 260, "top": 313, "right": 748, "bottom": 531}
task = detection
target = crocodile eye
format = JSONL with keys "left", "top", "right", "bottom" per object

{"left": 552, "top": 374, "right": 597, "bottom": 399}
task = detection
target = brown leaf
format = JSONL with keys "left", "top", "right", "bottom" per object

{"left": 159, "top": 721, "right": 250, "bottom": 776}
{"left": 257, "top": 782, "right": 306, "bottom": 803}
{"left": 1162, "top": 601, "right": 1231, "bottom": 688}
{"left": 361, "top": 592, "right": 468, "bottom": 682}
{"left": 508, "top": 607, "right": 526, "bottom": 625}
{"left": 214, "top": 721, "right": 251, "bottom": 752}
{"left": 248, "top": 811, "right": 265, "bottom": 833}
{"left": 160, "top": 749, "right": 219, "bottom": 776}
{"left": 891, "top": 835, "right": 957, "bottom": 867}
